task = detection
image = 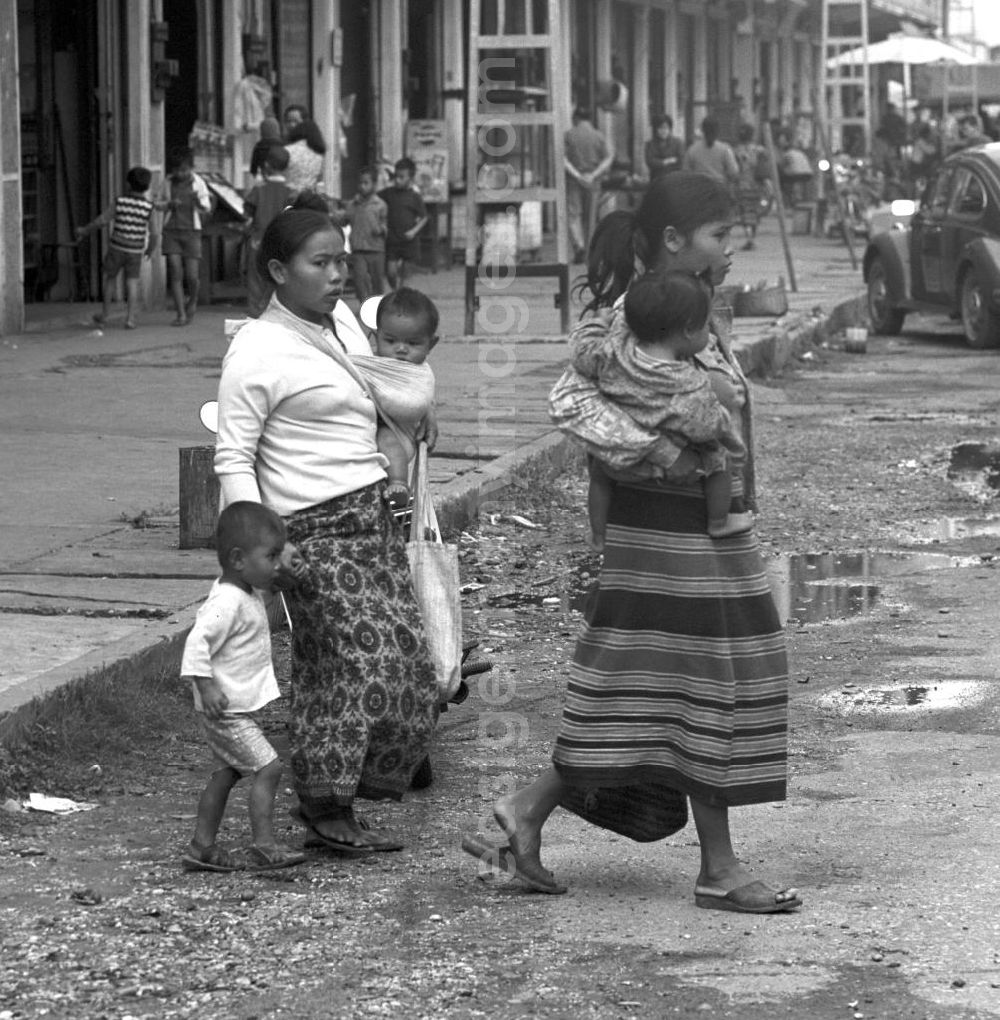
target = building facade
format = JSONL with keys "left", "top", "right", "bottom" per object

{"left": 0, "top": 0, "right": 944, "bottom": 336}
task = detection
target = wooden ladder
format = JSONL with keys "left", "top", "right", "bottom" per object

{"left": 821, "top": 0, "right": 872, "bottom": 156}
{"left": 464, "top": 0, "right": 570, "bottom": 335}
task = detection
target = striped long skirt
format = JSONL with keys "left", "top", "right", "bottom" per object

{"left": 553, "top": 479, "right": 788, "bottom": 808}
{"left": 283, "top": 483, "right": 438, "bottom": 814}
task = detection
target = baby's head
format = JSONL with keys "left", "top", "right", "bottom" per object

{"left": 624, "top": 270, "right": 712, "bottom": 358}
{"left": 374, "top": 288, "right": 439, "bottom": 364}
{"left": 215, "top": 502, "right": 286, "bottom": 591}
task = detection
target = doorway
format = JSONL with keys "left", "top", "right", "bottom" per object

{"left": 18, "top": 0, "right": 100, "bottom": 302}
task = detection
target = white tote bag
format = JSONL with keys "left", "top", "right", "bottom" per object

{"left": 405, "top": 442, "right": 463, "bottom": 703}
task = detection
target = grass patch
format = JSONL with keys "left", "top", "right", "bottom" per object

{"left": 0, "top": 662, "right": 191, "bottom": 801}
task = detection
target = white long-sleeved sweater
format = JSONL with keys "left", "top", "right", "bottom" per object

{"left": 214, "top": 310, "right": 388, "bottom": 515}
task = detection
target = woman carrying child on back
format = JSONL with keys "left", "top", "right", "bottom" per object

{"left": 463, "top": 171, "right": 800, "bottom": 914}
{"left": 215, "top": 201, "right": 438, "bottom": 853}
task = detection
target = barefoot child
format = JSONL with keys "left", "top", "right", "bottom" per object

{"left": 378, "top": 157, "right": 428, "bottom": 290}
{"left": 180, "top": 502, "right": 306, "bottom": 873}
{"left": 577, "top": 269, "right": 751, "bottom": 548}
{"left": 75, "top": 166, "right": 157, "bottom": 329}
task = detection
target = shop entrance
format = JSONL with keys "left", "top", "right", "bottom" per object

{"left": 18, "top": 0, "right": 100, "bottom": 302}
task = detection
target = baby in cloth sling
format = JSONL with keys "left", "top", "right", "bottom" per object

{"left": 351, "top": 288, "right": 440, "bottom": 508}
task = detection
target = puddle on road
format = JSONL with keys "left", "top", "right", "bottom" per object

{"left": 948, "top": 441, "right": 1000, "bottom": 500}
{"left": 901, "top": 516, "right": 1000, "bottom": 543}
{"left": 767, "top": 550, "right": 977, "bottom": 625}
{"left": 819, "top": 679, "right": 983, "bottom": 715}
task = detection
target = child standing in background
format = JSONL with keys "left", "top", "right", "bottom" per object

{"left": 180, "top": 501, "right": 306, "bottom": 873}
{"left": 378, "top": 157, "right": 428, "bottom": 290}
{"left": 158, "top": 146, "right": 213, "bottom": 327}
{"left": 243, "top": 144, "right": 292, "bottom": 317}
{"left": 344, "top": 166, "right": 388, "bottom": 304}
{"left": 75, "top": 166, "right": 157, "bottom": 329}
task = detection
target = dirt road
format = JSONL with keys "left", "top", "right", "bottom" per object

{"left": 2, "top": 315, "right": 1000, "bottom": 1019}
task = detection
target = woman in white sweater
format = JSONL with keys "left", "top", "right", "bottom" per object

{"left": 214, "top": 205, "right": 438, "bottom": 853}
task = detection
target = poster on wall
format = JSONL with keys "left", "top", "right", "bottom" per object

{"left": 405, "top": 120, "right": 449, "bottom": 203}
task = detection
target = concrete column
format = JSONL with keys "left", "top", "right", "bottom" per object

{"left": 442, "top": 0, "right": 464, "bottom": 185}
{"left": 594, "top": 0, "right": 612, "bottom": 140}
{"left": 312, "top": 1, "right": 339, "bottom": 197}
{"left": 734, "top": 24, "right": 754, "bottom": 122}
{"left": 632, "top": 4, "right": 650, "bottom": 172}
{"left": 663, "top": 2, "right": 678, "bottom": 127}
{"left": 691, "top": 6, "right": 707, "bottom": 126}
{"left": 0, "top": 0, "right": 23, "bottom": 334}
{"left": 129, "top": 0, "right": 165, "bottom": 307}
{"left": 378, "top": 0, "right": 406, "bottom": 162}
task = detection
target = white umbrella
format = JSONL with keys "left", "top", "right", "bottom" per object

{"left": 826, "top": 34, "right": 977, "bottom": 69}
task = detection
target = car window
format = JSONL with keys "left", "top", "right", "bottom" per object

{"left": 923, "top": 167, "right": 953, "bottom": 216}
{"left": 949, "top": 169, "right": 988, "bottom": 218}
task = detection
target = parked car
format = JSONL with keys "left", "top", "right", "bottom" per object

{"left": 863, "top": 143, "right": 1000, "bottom": 348}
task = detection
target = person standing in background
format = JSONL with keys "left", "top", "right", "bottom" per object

{"left": 242, "top": 144, "right": 293, "bottom": 317}
{"left": 345, "top": 166, "right": 388, "bottom": 304}
{"left": 683, "top": 117, "right": 739, "bottom": 190}
{"left": 157, "top": 146, "right": 213, "bottom": 327}
{"left": 249, "top": 118, "right": 282, "bottom": 180}
{"left": 284, "top": 118, "right": 327, "bottom": 197}
{"left": 644, "top": 115, "right": 685, "bottom": 182}
{"left": 565, "top": 107, "right": 615, "bottom": 264}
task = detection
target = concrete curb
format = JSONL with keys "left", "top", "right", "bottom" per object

{"left": 0, "top": 289, "right": 867, "bottom": 743}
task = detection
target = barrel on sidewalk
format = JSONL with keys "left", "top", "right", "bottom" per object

{"left": 179, "top": 446, "right": 218, "bottom": 549}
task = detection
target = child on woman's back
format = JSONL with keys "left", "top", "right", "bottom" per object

{"left": 180, "top": 501, "right": 306, "bottom": 873}
{"left": 576, "top": 270, "right": 751, "bottom": 549}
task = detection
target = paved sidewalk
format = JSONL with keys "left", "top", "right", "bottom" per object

{"left": 0, "top": 215, "right": 866, "bottom": 725}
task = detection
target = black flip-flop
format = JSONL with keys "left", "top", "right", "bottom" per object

{"left": 461, "top": 834, "right": 567, "bottom": 894}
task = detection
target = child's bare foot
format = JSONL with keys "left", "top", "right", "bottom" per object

{"left": 708, "top": 512, "right": 754, "bottom": 538}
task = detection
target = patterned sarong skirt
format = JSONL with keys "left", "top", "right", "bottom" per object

{"left": 283, "top": 483, "right": 438, "bottom": 810}
{"left": 553, "top": 479, "right": 788, "bottom": 807}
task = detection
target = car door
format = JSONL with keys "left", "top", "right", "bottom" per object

{"left": 940, "top": 166, "right": 991, "bottom": 303}
{"left": 910, "top": 165, "right": 954, "bottom": 302}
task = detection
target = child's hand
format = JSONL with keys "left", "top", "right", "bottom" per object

{"left": 588, "top": 529, "right": 605, "bottom": 553}
{"left": 415, "top": 409, "right": 438, "bottom": 451}
{"left": 194, "top": 676, "right": 229, "bottom": 720}
{"left": 274, "top": 542, "right": 306, "bottom": 590}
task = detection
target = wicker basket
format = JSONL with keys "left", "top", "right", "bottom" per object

{"left": 734, "top": 282, "right": 788, "bottom": 317}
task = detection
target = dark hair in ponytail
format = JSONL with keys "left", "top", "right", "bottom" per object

{"left": 578, "top": 171, "right": 733, "bottom": 313}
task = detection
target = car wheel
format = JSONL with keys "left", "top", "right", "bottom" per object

{"left": 960, "top": 267, "right": 1000, "bottom": 349}
{"left": 866, "top": 257, "right": 905, "bottom": 335}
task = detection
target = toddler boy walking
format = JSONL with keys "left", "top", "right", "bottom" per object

{"left": 75, "top": 166, "right": 157, "bottom": 329}
{"left": 378, "top": 157, "right": 428, "bottom": 290}
{"left": 180, "top": 502, "right": 306, "bottom": 873}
